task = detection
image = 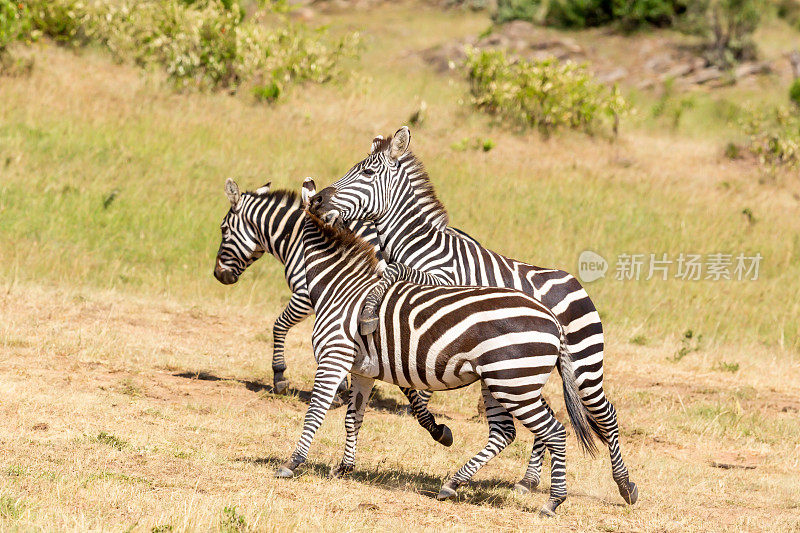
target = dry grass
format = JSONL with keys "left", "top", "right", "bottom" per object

{"left": 1, "top": 283, "right": 799, "bottom": 532}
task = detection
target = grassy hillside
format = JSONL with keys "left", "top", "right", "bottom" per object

{"left": 1, "top": 1, "right": 800, "bottom": 531}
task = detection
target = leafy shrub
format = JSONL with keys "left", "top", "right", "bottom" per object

{"left": 495, "top": 0, "right": 688, "bottom": 28}
{"left": 13, "top": 0, "right": 359, "bottom": 97}
{"left": 26, "top": 0, "right": 87, "bottom": 43}
{"left": 776, "top": 0, "right": 800, "bottom": 28}
{"left": 545, "top": 0, "right": 612, "bottom": 27}
{"left": 493, "top": 0, "right": 542, "bottom": 23}
{"left": 0, "top": 0, "right": 31, "bottom": 52}
{"left": 464, "top": 47, "right": 627, "bottom": 135}
{"left": 682, "top": 0, "right": 761, "bottom": 68}
{"left": 790, "top": 78, "right": 800, "bottom": 107}
{"left": 740, "top": 106, "right": 800, "bottom": 169}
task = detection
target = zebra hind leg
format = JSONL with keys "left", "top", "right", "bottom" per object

{"left": 400, "top": 388, "right": 453, "bottom": 447}
{"left": 437, "top": 385, "right": 515, "bottom": 500}
{"left": 583, "top": 391, "right": 638, "bottom": 504}
{"left": 493, "top": 394, "right": 567, "bottom": 517}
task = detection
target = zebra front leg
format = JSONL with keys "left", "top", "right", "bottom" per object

{"left": 331, "top": 374, "right": 375, "bottom": 478}
{"left": 514, "top": 439, "right": 546, "bottom": 494}
{"left": 400, "top": 388, "right": 452, "bottom": 447}
{"left": 437, "top": 385, "right": 515, "bottom": 500}
{"left": 275, "top": 357, "right": 351, "bottom": 478}
{"left": 272, "top": 293, "right": 313, "bottom": 395}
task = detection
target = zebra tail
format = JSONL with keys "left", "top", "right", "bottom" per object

{"left": 558, "top": 332, "right": 600, "bottom": 457}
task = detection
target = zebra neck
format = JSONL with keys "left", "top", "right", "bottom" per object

{"left": 375, "top": 185, "right": 441, "bottom": 259}
{"left": 301, "top": 220, "right": 378, "bottom": 310}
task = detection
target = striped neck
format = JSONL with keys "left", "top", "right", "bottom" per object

{"left": 244, "top": 190, "right": 305, "bottom": 265}
{"left": 375, "top": 172, "right": 443, "bottom": 259}
{"left": 301, "top": 215, "right": 379, "bottom": 308}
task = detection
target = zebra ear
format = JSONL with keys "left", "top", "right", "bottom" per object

{"left": 389, "top": 126, "right": 410, "bottom": 160}
{"left": 302, "top": 177, "right": 317, "bottom": 207}
{"left": 370, "top": 135, "right": 385, "bottom": 154}
{"left": 225, "top": 178, "right": 241, "bottom": 210}
{"left": 255, "top": 182, "right": 271, "bottom": 195}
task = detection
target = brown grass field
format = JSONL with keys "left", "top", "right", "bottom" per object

{"left": 1, "top": 284, "right": 799, "bottom": 531}
{"left": 2, "top": 1, "right": 800, "bottom": 531}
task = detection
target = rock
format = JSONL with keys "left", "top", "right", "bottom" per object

{"left": 687, "top": 67, "right": 723, "bottom": 85}
{"left": 734, "top": 61, "right": 772, "bottom": 79}
{"left": 597, "top": 67, "right": 628, "bottom": 84}
{"left": 660, "top": 63, "right": 693, "bottom": 80}
{"left": 645, "top": 53, "right": 673, "bottom": 72}
{"left": 501, "top": 20, "right": 538, "bottom": 42}
{"left": 420, "top": 43, "right": 467, "bottom": 73}
{"left": 289, "top": 7, "right": 315, "bottom": 21}
{"left": 789, "top": 50, "right": 800, "bottom": 78}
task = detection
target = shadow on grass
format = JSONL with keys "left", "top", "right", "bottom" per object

{"left": 236, "top": 454, "right": 629, "bottom": 512}
{"left": 172, "top": 370, "right": 450, "bottom": 418}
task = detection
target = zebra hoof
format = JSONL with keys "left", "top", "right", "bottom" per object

{"left": 513, "top": 478, "right": 539, "bottom": 494}
{"left": 436, "top": 485, "right": 458, "bottom": 501}
{"left": 619, "top": 481, "right": 639, "bottom": 505}
{"left": 358, "top": 314, "right": 379, "bottom": 336}
{"left": 274, "top": 379, "right": 290, "bottom": 395}
{"left": 539, "top": 498, "right": 562, "bottom": 517}
{"left": 275, "top": 466, "right": 294, "bottom": 478}
{"left": 330, "top": 463, "right": 354, "bottom": 479}
{"left": 539, "top": 506, "right": 556, "bottom": 518}
{"left": 431, "top": 424, "right": 453, "bottom": 447}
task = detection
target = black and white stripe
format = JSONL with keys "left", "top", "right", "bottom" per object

{"left": 275, "top": 206, "right": 598, "bottom": 516}
{"left": 213, "top": 180, "right": 448, "bottom": 445}
{"left": 308, "top": 127, "right": 638, "bottom": 505}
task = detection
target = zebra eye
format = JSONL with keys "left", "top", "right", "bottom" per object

{"left": 224, "top": 230, "right": 231, "bottom": 240}
{"left": 361, "top": 168, "right": 375, "bottom": 178}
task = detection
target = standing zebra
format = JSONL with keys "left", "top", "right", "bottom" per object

{"left": 307, "top": 127, "right": 638, "bottom": 505}
{"left": 273, "top": 179, "right": 597, "bottom": 516}
{"left": 213, "top": 180, "right": 452, "bottom": 446}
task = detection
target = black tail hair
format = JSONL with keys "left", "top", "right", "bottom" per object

{"left": 558, "top": 333, "right": 601, "bottom": 456}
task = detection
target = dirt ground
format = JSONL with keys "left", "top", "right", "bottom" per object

{"left": 1, "top": 283, "right": 798, "bottom": 531}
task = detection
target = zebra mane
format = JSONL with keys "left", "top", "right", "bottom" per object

{"left": 306, "top": 211, "right": 380, "bottom": 273}
{"left": 373, "top": 133, "right": 450, "bottom": 229}
{"left": 247, "top": 188, "right": 301, "bottom": 206}
{"left": 401, "top": 151, "right": 449, "bottom": 229}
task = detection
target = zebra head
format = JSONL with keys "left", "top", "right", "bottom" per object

{"left": 213, "top": 178, "right": 268, "bottom": 285}
{"left": 308, "top": 126, "right": 411, "bottom": 225}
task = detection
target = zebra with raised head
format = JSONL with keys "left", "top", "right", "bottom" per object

{"left": 270, "top": 178, "right": 597, "bottom": 516}
{"left": 212, "top": 180, "right": 452, "bottom": 447}
{"left": 307, "top": 127, "right": 638, "bottom": 505}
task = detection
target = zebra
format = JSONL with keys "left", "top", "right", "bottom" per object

{"left": 213, "top": 179, "right": 453, "bottom": 447}
{"left": 307, "top": 126, "right": 638, "bottom": 505}
{"left": 272, "top": 178, "right": 598, "bottom": 517}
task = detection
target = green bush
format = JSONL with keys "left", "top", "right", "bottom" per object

{"left": 493, "top": 0, "right": 542, "bottom": 23}
{"left": 0, "top": 0, "right": 31, "bottom": 52}
{"left": 741, "top": 106, "right": 800, "bottom": 169}
{"left": 682, "top": 0, "right": 762, "bottom": 67}
{"left": 464, "top": 47, "right": 627, "bottom": 135}
{"left": 493, "top": 0, "right": 688, "bottom": 28}
{"left": 789, "top": 78, "right": 800, "bottom": 107}
{"left": 26, "top": 0, "right": 87, "bottom": 43}
{"left": 545, "top": 0, "right": 611, "bottom": 27}
{"left": 11, "top": 0, "right": 358, "bottom": 96}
